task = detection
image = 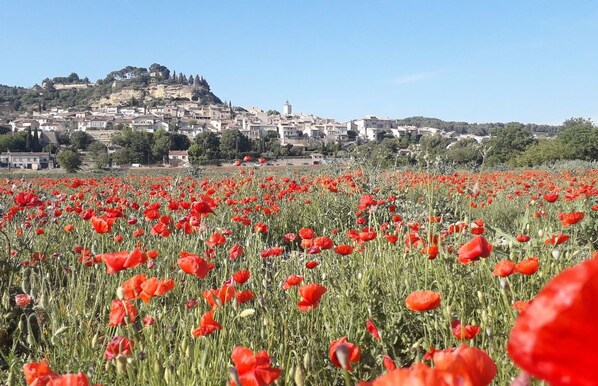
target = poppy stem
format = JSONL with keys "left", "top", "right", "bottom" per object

{"left": 342, "top": 369, "right": 351, "bottom": 386}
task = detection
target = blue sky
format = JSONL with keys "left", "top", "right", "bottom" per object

{"left": 1, "top": 1, "right": 597, "bottom": 124}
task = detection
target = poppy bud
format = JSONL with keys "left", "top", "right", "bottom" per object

{"left": 116, "top": 354, "right": 128, "bottom": 373}
{"left": 164, "top": 366, "right": 172, "bottom": 384}
{"left": 551, "top": 249, "right": 560, "bottom": 259}
{"left": 228, "top": 367, "right": 240, "bottom": 386}
{"left": 294, "top": 364, "right": 305, "bottom": 386}
{"left": 334, "top": 344, "right": 350, "bottom": 370}
{"left": 21, "top": 274, "right": 30, "bottom": 293}
{"left": 54, "top": 325, "right": 68, "bottom": 337}
{"left": 239, "top": 309, "right": 256, "bottom": 318}
{"left": 116, "top": 287, "right": 125, "bottom": 300}
{"left": 303, "top": 352, "right": 311, "bottom": 369}
{"left": 153, "top": 359, "right": 163, "bottom": 375}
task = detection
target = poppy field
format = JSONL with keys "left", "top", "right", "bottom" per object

{"left": 1, "top": 166, "right": 598, "bottom": 385}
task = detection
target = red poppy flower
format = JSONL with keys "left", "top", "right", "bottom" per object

{"left": 120, "top": 274, "right": 147, "bottom": 300}
{"left": 229, "top": 244, "right": 244, "bottom": 260}
{"left": 471, "top": 219, "right": 485, "bottom": 235}
{"left": 230, "top": 346, "right": 281, "bottom": 386}
{"left": 383, "top": 354, "right": 397, "bottom": 371}
{"left": 543, "top": 193, "right": 559, "bottom": 202}
{"left": 492, "top": 260, "right": 516, "bottom": 277}
{"left": 108, "top": 299, "right": 138, "bottom": 326}
{"left": 178, "top": 252, "right": 212, "bottom": 279}
{"left": 104, "top": 336, "right": 134, "bottom": 360}
{"left": 329, "top": 336, "right": 361, "bottom": 371}
{"left": 23, "top": 359, "right": 58, "bottom": 385}
{"left": 235, "top": 289, "right": 255, "bottom": 303}
{"left": 206, "top": 232, "right": 226, "bottom": 247}
{"left": 203, "top": 284, "right": 235, "bottom": 309}
{"left": 191, "top": 198, "right": 215, "bottom": 214}
{"left": 46, "top": 372, "right": 90, "bottom": 385}
{"left": 385, "top": 234, "right": 399, "bottom": 244}
{"left": 305, "top": 260, "right": 319, "bottom": 269}
{"left": 334, "top": 244, "right": 354, "bottom": 256}
{"left": 143, "top": 316, "right": 155, "bottom": 326}
{"left": 507, "top": 256, "right": 598, "bottom": 386}
{"left": 139, "top": 278, "right": 175, "bottom": 303}
{"left": 91, "top": 215, "right": 115, "bottom": 234}
{"left": 260, "top": 246, "right": 284, "bottom": 258}
{"left": 368, "top": 362, "right": 455, "bottom": 386}
{"left": 306, "top": 246, "right": 321, "bottom": 255}
{"left": 457, "top": 235, "right": 493, "bottom": 264}
{"left": 150, "top": 222, "right": 171, "bottom": 237}
{"left": 432, "top": 344, "right": 497, "bottom": 386}
{"left": 24, "top": 365, "right": 90, "bottom": 386}
{"left": 100, "top": 248, "right": 144, "bottom": 274}
{"left": 512, "top": 300, "right": 532, "bottom": 314}
{"left": 15, "top": 294, "right": 31, "bottom": 307}
{"left": 192, "top": 310, "right": 222, "bottom": 337}
{"left": 233, "top": 270, "right": 251, "bottom": 284}
{"left": 358, "top": 194, "right": 376, "bottom": 210}
{"left": 253, "top": 222, "right": 268, "bottom": 233}
{"left": 283, "top": 233, "right": 297, "bottom": 242}
{"left": 544, "top": 233, "right": 570, "bottom": 245}
{"left": 282, "top": 275, "right": 303, "bottom": 290}
{"left": 297, "top": 283, "right": 327, "bottom": 311}
{"left": 515, "top": 257, "right": 539, "bottom": 275}
{"left": 313, "top": 236, "right": 334, "bottom": 250}
{"left": 301, "top": 239, "right": 314, "bottom": 249}
{"left": 366, "top": 319, "right": 381, "bottom": 340}
{"left": 359, "top": 229, "right": 377, "bottom": 242}
{"left": 516, "top": 234, "right": 531, "bottom": 243}
{"left": 422, "top": 245, "right": 439, "bottom": 260}
{"left": 298, "top": 228, "right": 315, "bottom": 240}
{"left": 450, "top": 320, "right": 481, "bottom": 340}
{"left": 558, "top": 211, "right": 585, "bottom": 227}
{"left": 405, "top": 290, "right": 441, "bottom": 311}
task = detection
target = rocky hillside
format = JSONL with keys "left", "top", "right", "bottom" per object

{"left": 0, "top": 63, "right": 223, "bottom": 115}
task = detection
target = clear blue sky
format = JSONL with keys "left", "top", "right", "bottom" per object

{"left": 1, "top": 1, "right": 597, "bottom": 124}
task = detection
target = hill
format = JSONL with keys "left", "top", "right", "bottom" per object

{"left": 0, "top": 63, "right": 223, "bottom": 115}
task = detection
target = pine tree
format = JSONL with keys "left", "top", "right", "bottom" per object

{"left": 188, "top": 75, "right": 194, "bottom": 85}
{"left": 194, "top": 75, "right": 201, "bottom": 85}
{"left": 25, "top": 127, "right": 32, "bottom": 151}
{"left": 32, "top": 127, "right": 40, "bottom": 152}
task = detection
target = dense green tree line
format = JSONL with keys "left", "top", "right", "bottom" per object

{"left": 352, "top": 118, "right": 596, "bottom": 169}
{"left": 396, "top": 116, "right": 561, "bottom": 136}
